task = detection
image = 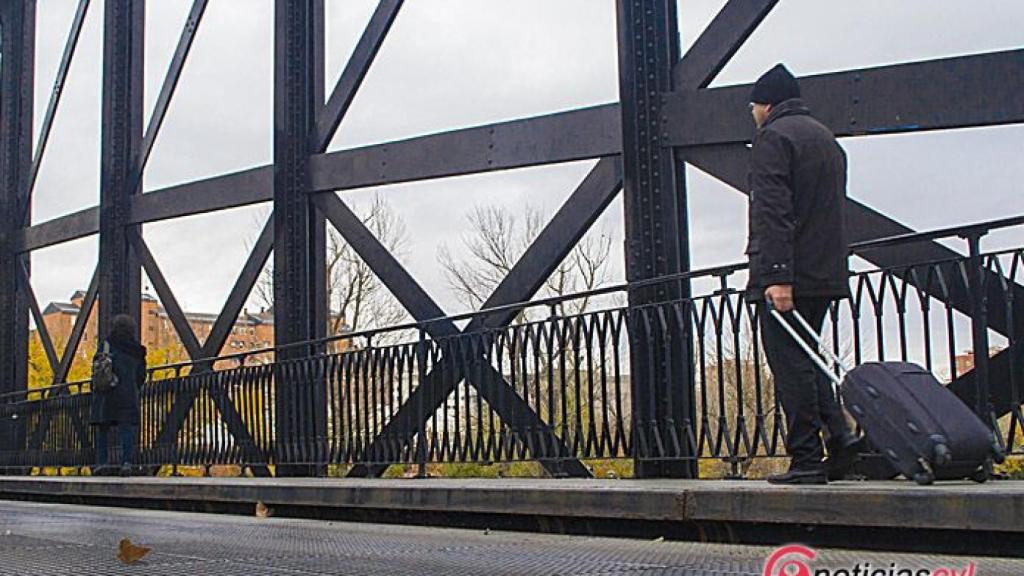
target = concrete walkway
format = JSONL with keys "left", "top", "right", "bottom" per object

{"left": 1, "top": 476, "right": 1021, "bottom": 533}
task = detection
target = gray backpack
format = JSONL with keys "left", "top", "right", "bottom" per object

{"left": 91, "top": 341, "right": 119, "bottom": 393}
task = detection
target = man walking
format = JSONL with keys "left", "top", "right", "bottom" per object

{"left": 746, "top": 64, "right": 861, "bottom": 485}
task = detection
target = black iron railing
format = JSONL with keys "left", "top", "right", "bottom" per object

{"left": 2, "top": 217, "right": 1022, "bottom": 476}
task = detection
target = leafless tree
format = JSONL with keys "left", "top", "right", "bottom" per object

{"left": 439, "top": 204, "right": 614, "bottom": 318}
{"left": 436, "top": 203, "right": 618, "bottom": 450}
{"left": 250, "top": 194, "right": 411, "bottom": 343}
{"left": 326, "top": 195, "right": 410, "bottom": 340}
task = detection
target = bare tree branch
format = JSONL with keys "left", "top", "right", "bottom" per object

{"left": 249, "top": 195, "right": 412, "bottom": 346}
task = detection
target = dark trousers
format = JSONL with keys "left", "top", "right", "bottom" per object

{"left": 759, "top": 298, "right": 852, "bottom": 470}
{"left": 95, "top": 423, "right": 137, "bottom": 466}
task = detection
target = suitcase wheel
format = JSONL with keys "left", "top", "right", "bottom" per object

{"left": 914, "top": 458, "right": 935, "bottom": 486}
{"left": 971, "top": 468, "right": 989, "bottom": 484}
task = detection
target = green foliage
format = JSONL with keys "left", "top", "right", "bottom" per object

{"left": 147, "top": 344, "right": 190, "bottom": 380}
{"left": 327, "top": 464, "right": 354, "bottom": 478}
{"left": 27, "top": 334, "right": 91, "bottom": 395}
{"left": 997, "top": 456, "right": 1024, "bottom": 479}
{"left": 583, "top": 459, "right": 633, "bottom": 479}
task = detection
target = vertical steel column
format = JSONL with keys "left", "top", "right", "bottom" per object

{"left": 965, "top": 232, "right": 993, "bottom": 427}
{"left": 0, "top": 1, "right": 35, "bottom": 459}
{"left": 98, "top": 0, "right": 144, "bottom": 338}
{"left": 309, "top": 0, "right": 329, "bottom": 472}
{"left": 310, "top": 0, "right": 327, "bottom": 345}
{"left": 274, "top": 0, "right": 327, "bottom": 476}
{"left": 616, "top": 0, "right": 697, "bottom": 478}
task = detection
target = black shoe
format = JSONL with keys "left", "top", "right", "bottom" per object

{"left": 767, "top": 468, "right": 828, "bottom": 485}
{"left": 825, "top": 434, "right": 864, "bottom": 481}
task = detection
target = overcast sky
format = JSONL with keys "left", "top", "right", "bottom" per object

{"left": 23, "top": 0, "right": 1024, "bottom": 330}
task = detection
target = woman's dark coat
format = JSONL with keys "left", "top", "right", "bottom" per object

{"left": 89, "top": 335, "right": 146, "bottom": 426}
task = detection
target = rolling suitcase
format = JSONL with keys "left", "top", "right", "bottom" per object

{"left": 769, "top": 307, "right": 1005, "bottom": 485}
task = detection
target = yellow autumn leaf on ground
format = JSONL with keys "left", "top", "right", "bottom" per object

{"left": 117, "top": 538, "right": 151, "bottom": 564}
{"left": 255, "top": 501, "right": 273, "bottom": 518}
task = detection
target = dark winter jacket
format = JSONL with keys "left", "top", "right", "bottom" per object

{"left": 89, "top": 334, "right": 147, "bottom": 426}
{"left": 745, "top": 98, "right": 850, "bottom": 301}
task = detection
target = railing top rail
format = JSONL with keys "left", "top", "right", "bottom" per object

{"left": 0, "top": 379, "right": 91, "bottom": 403}
{"left": 4, "top": 213, "right": 1020, "bottom": 396}
{"left": 851, "top": 214, "right": 1024, "bottom": 253}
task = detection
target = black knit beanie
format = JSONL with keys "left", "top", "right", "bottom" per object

{"left": 750, "top": 64, "right": 801, "bottom": 106}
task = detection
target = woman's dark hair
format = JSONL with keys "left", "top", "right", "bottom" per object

{"left": 109, "top": 314, "right": 139, "bottom": 342}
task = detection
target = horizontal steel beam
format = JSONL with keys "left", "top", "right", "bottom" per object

{"left": 12, "top": 206, "right": 98, "bottom": 253}
{"left": 131, "top": 165, "right": 273, "bottom": 225}
{"left": 12, "top": 50, "right": 1023, "bottom": 254}
{"left": 14, "top": 104, "right": 621, "bottom": 252}
{"left": 309, "top": 103, "right": 620, "bottom": 192}
{"left": 664, "top": 49, "right": 1024, "bottom": 147}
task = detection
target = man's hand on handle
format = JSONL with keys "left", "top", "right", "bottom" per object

{"left": 765, "top": 284, "right": 794, "bottom": 312}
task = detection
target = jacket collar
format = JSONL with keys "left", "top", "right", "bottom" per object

{"left": 761, "top": 98, "right": 811, "bottom": 129}
{"left": 107, "top": 333, "right": 147, "bottom": 359}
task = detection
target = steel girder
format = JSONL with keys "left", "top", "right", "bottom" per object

{"left": 13, "top": 47, "right": 1024, "bottom": 256}
{"left": 25, "top": 0, "right": 90, "bottom": 213}
{"left": 272, "top": 0, "right": 329, "bottom": 475}
{"left": 0, "top": 1, "right": 35, "bottom": 459}
{"left": 135, "top": 0, "right": 208, "bottom": 188}
{"left": 616, "top": 0, "right": 696, "bottom": 478}
{"left": 97, "top": 0, "right": 144, "bottom": 338}
{"left": 313, "top": 0, "right": 404, "bottom": 152}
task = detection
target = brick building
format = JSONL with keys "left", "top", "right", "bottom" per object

{"left": 953, "top": 348, "right": 1005, "bottom": 379}
{"left": 39, "top": 290, "right": 348, "bottom": 366}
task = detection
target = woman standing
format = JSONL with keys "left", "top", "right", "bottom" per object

{"left": 90, "top": 314, "right": 147, "bottom": 476}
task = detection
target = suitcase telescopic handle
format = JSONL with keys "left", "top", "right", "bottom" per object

{"left": 767, "top": 303, "right": 850, "bottom": 388}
